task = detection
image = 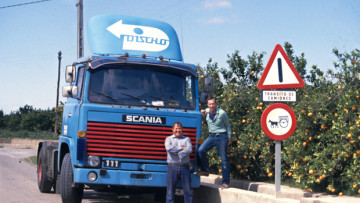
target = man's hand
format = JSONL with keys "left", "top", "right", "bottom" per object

{"left": 228, "top": 138, "right": 231, "bottom": 146}
{"left": 201, "top": 109, "right": 206, "bottom": 117}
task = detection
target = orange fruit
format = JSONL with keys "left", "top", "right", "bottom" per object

{"left": 338, "top": 85, "right": 342, "bottom": 90}
{"left": 339, "top": 192, "right": 343, "bottom": 196}
{"left": 347, "top": 133, "right": 352, "bottom": 138}
{"left": 309, "top": 169, "right": 314, "bottom": 174}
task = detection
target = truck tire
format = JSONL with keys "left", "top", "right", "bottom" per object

{"left": 37, "top": 146, "right": 53, "bottom": 193}
{"left": 60, "top": 153, "right": 84, "bottom": 203}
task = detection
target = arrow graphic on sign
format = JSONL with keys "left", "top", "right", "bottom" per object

{"left": 257, "top": 44, "right": 305, "bottom": 89}
{"left": 106, "top": 20, "right": 170, "bottom": 52}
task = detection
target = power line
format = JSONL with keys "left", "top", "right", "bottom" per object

{"left": 0, "top": 0, "right": 52, "bottom": 9}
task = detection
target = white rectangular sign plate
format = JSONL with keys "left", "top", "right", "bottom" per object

{"left": 261, "top": 90, "right": 296, "bottom": 102}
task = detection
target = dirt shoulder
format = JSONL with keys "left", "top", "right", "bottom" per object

{"left": 0, "top": 138, "right": 57, "bottom": 149}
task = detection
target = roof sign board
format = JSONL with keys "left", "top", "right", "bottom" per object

{"left": 257, "top": 44, "right": 305, "bottom": 90}
{"left": 87, "top": 15, "right": 183, "bottom": 61}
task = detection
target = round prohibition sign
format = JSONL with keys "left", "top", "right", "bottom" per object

{"left": 261, "top": 103, "right": 297, "bottom": 141}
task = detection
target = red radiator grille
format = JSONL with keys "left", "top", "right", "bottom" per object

{"left": 86, "top": 121, "right": 197, "bottom": 161}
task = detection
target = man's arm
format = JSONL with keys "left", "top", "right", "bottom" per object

{"left": 165, "top": 137, "right": 182, "bottom": 154}
{"left": 222, "top": 111, "right": 232, "bottom": 139}
{"left": 178, "top": 137, "right": 192, "bottom": 159}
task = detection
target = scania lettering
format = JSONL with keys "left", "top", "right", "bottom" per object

{"left": 124, "top": 115, "right": 165, "bottom": 124}
{"left": 36, "top": 15, "right": 206, "bottom": 202}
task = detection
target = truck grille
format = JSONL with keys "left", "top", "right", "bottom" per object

{"left": 86, "top": 121, "right": 196, "bottom": 161}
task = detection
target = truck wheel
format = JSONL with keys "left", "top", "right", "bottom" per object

{"left": 60, "top": 153, "right": 84, "bottom": 203}
{"left": 37, "top": 146, "right": 53, "bottom": 193}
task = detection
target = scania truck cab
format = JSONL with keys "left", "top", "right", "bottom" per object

{"left": 37, "top": 15, "right": 202, "bottom": 202}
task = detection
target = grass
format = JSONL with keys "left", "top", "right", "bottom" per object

{"left": 0, "top": 130, "right": 59, "bottom": 140}
{"left": 24, "top": 156, "right": 37, "bottom": 165}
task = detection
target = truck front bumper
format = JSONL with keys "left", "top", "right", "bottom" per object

{"left": 73, "top": 168, "right": 200, "bottom": 188}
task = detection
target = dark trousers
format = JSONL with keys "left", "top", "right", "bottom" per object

{"left": 166, "top": 164, "right": 193, "bottom": 203}
{"left": 198, "top": 133, "right": 230, "bottom": 184}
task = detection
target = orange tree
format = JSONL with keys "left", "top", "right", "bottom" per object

{"left": 197, "top": 43, "right": 360, "bottom": 195}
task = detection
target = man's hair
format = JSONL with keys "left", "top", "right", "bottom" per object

{"left": 207, "top": 96, "right": 216, "bottom": 102}
{"left": 172, "top": 121, "right": 183, "bottom": 129}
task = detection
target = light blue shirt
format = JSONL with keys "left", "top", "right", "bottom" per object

{"left": 165, "top": 134, "right": 192, "bottom": 164}
{"left": 205, "top": 107, "right": 232, "bottom": 139}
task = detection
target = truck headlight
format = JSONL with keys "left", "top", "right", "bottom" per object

{"left": 87, "top": 155, "right": 100, "bottom": 167}
{"left": 88, "top": 171, "right": 98, "bottom": 182}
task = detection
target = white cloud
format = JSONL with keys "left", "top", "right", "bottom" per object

{"left": 204, "top": 0, "right": 232, "bottom": 10}
{"left": 198, "top": 17, "right": 226, "bottom": 24}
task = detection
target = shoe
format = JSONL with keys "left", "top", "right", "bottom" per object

{"left": 222, "top": 184, "right": 229, "bottom": 189}
{"left": 196, "top": 171, "right": 209, "bottom": 176}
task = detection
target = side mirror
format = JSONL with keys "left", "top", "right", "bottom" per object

{"left": 62, "top": 86, "right": 78, "bottom": 98}
{"left": 204, "top": 76, "right": 213, "bottom": 92}
{"left": 62, "top": 86, "right": 72, "bottom": 97}
{"left": 200, "top": 92, "right": 209, "bottom": 104}
{"left": 65, "top": 65, "right": 76, "bottom": 83}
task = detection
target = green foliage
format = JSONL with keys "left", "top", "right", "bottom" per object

{"left": 198, "top": 42, "right": 360, "bottom": 195}
{"left": 1, "top": 104, "right": 63, "bottom": 134}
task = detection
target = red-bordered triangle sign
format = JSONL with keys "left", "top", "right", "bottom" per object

{"left": 257, "top": 44, "right": 305, "bottom": 90}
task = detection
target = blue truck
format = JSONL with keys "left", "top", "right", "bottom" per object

{"left": 36, "top": 15, "right": 208, "bottom": 202}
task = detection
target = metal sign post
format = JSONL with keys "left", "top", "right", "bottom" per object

{"left": 275, "top": 140, "right": 281, "bottom": 196}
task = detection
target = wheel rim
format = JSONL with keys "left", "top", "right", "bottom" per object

{"left": 38, "top": 159, "right": 42, "bottom": 182}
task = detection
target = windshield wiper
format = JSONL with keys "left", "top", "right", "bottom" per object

{"left": 91, "top": 91, "right": 149, "bottom": 105}
{"left": 90, "top": 91, "right": 119, "bottom": 102}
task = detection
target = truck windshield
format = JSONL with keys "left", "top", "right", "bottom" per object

{"left": 88, "top": 64, "right": 196, "bottom": 109}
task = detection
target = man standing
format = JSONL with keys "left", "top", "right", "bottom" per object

{"left": 165, "top": 121, "right": 193, "bottom": 203}
{"left": 198, "top": 96, "right": 232, "bottom": 188}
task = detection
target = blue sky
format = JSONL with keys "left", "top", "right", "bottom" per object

{"left": 0, "top": 0, "right": 359, "bottom": 114}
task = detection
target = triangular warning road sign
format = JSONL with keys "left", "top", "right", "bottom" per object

{"left": 257, "top": 44, "right": 305, "bottom": 90}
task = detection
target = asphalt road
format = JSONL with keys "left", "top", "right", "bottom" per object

{"left": 0, "top": 148, "right": 168, "bottom": 203}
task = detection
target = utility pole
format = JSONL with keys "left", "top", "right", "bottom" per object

{"left": 76, "top": 0, "right": 84, "bottom": 59}
{"left": 55, "top": 51, "right": 62, "bottom": 134}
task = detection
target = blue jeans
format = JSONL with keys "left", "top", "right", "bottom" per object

{"left": 198, "top": 133, "right": 230, "bottom": 184}
{"left": 166, "top": 164, "right": 193, "bottom": 203}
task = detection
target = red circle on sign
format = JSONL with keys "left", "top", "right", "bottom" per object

{"left": 261, "top": 103, "right": 296, "bottom": 140}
